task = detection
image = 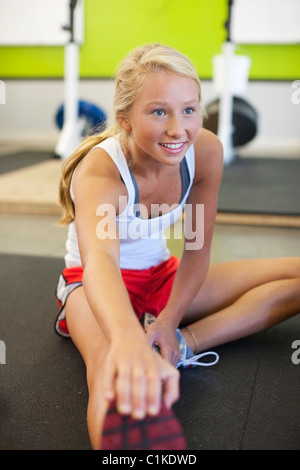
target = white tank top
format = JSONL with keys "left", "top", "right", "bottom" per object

{"left": 64, "top": 136, "right": 195, "bottom": 270}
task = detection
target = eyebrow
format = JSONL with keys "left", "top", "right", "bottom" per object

{"left": 145, "top": 99, "right": 199, "bottom": 106}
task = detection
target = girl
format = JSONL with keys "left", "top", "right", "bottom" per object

{"left": 55, "top": 43, "right": 300, "bottom": 450}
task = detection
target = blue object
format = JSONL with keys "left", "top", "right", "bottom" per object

{"left": 56, "top": 100, "right": 107, "bottom": 133}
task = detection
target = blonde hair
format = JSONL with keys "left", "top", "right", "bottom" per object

{"left": 58, "top": 43, "right": 203, "bottom": 224}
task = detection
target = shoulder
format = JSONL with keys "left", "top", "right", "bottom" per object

{"left": 192, "top": 128, "right": 223, "bottom": 185}
{"left": 194, "top": 127, "right": 223, "bottom": 158}
{"left": 73, "top": 136, "right": 124, "bottom": 180}
{"left": 75, "top": 145, "right": 121, "bottom": 185}
{"left": 72, "top": 141, "right": 127, "bottom": 210}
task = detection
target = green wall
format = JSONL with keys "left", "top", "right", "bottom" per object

{"left": 0, "top": 0, "right": 299, "bottom": 79}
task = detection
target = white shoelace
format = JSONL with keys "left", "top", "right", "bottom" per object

{"left": 177, "top": 351, "right": 220, "bottom": 369}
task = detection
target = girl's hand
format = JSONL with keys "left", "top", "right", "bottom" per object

{"left": 102, "top": 334, "right": 180, "bottom": 420}
{"left": 145, "top": 319, "right": 181, "bottom": 367}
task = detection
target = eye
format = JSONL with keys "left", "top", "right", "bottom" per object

{"left": 153, "top": 109, "right": 165, "bottom": 116}
{"left": 184, "top": 107, "right": 195, "bottom": 115}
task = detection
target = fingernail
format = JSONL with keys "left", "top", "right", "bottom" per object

{"left": 119, "top": 404, "right": 131, "bottom": 415}
{"left": 148, "top": 404, "right": 159, "bottom": 415}
{"left": 133, "top": 409, "right": 145, "bottom": 420}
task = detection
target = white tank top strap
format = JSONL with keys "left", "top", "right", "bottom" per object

{"left": 69, "top": 136, "right": 136, "bottom": 206}
{"left": 94, "top": 137, "right": 136, "bottom": 208}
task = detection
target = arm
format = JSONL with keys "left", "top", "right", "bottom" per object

{"left": 146, "top": 129, "right": 224, "bottom": 364}
{"left": 72, "top": 148, "right": 179, "bottom": 417}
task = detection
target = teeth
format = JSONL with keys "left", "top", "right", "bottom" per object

{"left": 161, "top": 143, "right": 183, "bottom": 149}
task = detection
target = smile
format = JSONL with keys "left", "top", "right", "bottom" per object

{"left": 160, "top": 142, "right": 185, "bottom": 150}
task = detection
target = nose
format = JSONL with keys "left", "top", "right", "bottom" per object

{"left": 166, "top": 114, "right": 185, "bottom": 139}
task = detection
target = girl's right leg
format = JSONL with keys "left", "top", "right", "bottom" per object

{"left": 65, "top": 285, "right": 111, "bottom": 449}
{"left": 181, "top": 257, "right": 300, "bottom": 354}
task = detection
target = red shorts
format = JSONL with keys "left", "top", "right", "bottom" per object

{"left": 55, "top": 256, "right": 180, "bottom": 337}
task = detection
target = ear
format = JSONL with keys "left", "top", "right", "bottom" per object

{"left": 119, "top": 116, "right": 132, "bottom": 133}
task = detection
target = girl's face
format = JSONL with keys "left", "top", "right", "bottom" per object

{"left": 123, "top": 71, "right": 201, "bottom": 167}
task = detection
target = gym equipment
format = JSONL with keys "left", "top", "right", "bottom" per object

{"left": 204, "top": 0, "right": 258, "bottom": 164}
{"left": 55, "top": 100, "right": 106, "bottom": 135}
{"left": 205, "top": 96, "right": 257, "bottom": 148}
{"left": 54, "top": 0, "right": 106, "bottom": 159}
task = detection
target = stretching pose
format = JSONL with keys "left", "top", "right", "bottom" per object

{"left": 55, "top": 43, "right": 300, "bottom": 450}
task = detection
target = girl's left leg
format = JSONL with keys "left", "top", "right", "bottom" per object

{"left": 64, "top": 286, "right": 112, "bottom": 449}
{"left": 180, "top": 257, "right": 300, "bottom": 354}
{"left": 65, "top": 286, "right": 183, "bottom": 450}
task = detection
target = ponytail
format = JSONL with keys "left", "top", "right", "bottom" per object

{"left": 58, "top": 126, "right": 116, "bottom": 225}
